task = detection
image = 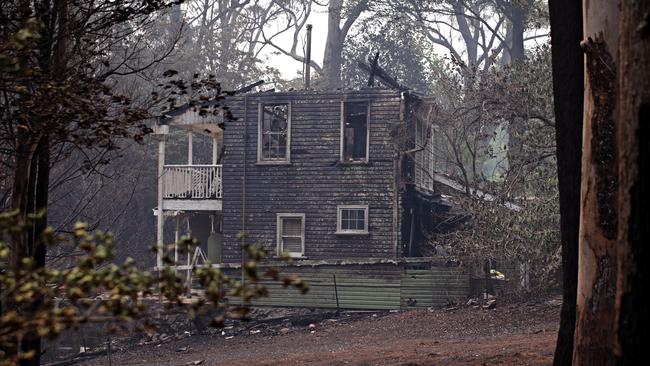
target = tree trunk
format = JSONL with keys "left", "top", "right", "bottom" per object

{"left": 509, "top": 5, "right": 525, "bottom": 61}
{"left": 9, "top": 133, "right": 39, "bottom": 265}
{"left": 3, "top": 134, "right": 34, "bottom": 361}
{"left": 499, "top": 24, "right": 512, "bottom": 66}
{"left": 548, "top": 1, "right": 583, "bottom": 365}
{"left": 18, "top": 137, "right": 49, "bottom": 366}
{"left": 7, "top": 1, "right": 61, "bottom": 362}
{"left": 612, "top": 0, "right": 650, "bottom": 364}
{"left": 572, "top": 0, "right": 620, "bottom": 364}
{"left": 453, "top": 1, "right": 479, "bottom": 86}
{"left": 169, "top": 3, "right": 182, "bottom": 36}
{"left": 322, "top": 0, "right": 344, "bottom": 89}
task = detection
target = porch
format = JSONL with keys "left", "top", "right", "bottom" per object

{"left": 162, "top": 164, "right": 223, "bottom": 211}
{"left": 152, "top": 102, "right": 225, "bottom": 269}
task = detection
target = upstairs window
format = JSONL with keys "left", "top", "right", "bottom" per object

{"left": 341, "top": 101, "right": 369, "bottom": 162}
{"left": 258, "top": 103, "right": 290, "bottom": 163}
{"left": 277, "top": 213, "right": 305, "bottom": 257}
{"left": 336, "top": 205, "right": 369, "bottom": 234}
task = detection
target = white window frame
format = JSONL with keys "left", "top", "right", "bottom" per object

{"left": 258, "top": 102, "right": 292, "bottom": 164}
{"left": 340, "top": 100, "right": 370, "bottom": 163}
{"left": 276, "top": 213, "right": 305, "bottom": 257}
{"left": 336, "top": 205, "right": 369, "bottom": 235}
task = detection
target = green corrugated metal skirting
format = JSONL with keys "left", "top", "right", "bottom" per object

{"left": 225, "top": 262, "right": 470, "bottom": 310}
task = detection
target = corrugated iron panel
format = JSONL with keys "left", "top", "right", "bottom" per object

{"left": 223, "top": 263, "right": 469, "bottom": 310}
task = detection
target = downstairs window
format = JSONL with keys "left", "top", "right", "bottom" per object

{"left": 276, "top": 213, "right": 305, "bottom": 257}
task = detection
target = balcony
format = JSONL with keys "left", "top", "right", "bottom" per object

{"left": 162, "top": 165, "right": 222, "bottom": 211}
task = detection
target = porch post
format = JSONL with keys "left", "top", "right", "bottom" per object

{"left": 188, "top": 131, "right": 193, "bottom": 165}
{"left": 174, "top": 214, "right": 180, "bottom": 271}
{"left": 186, "top": 216, "right": 192, "bottom": 293}
{"left": 153, "top": 123, "right": 169, "bottom": 270}
{"left": 212, "top": 137, "right": 219, "bottom": 165}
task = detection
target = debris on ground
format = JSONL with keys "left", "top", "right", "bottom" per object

{"left": 70, "top": 295, "right": 562, "bottom": 366}
{"left": 483, "top": 298, "right": 497, "bottom": 310}
{"left": 185, "top": 360, "right": 204, "bottom": 365}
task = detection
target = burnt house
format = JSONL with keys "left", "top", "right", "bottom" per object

{"left": 152, "top": 87, "right": 469, "bottom": 309}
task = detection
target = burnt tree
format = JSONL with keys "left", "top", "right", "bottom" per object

{"left": 612, "top": 0, "right": 649, "bottom": 364}
{"left": 572, "top": 0, "right": 620, "bottom": 363}
{"left": 548, "top": 0, "right": 583, "bottom": 365}
{"left": 568, "top": 0, "right": 650, "bottom": 363}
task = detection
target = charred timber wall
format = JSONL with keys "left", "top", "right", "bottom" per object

{"left": 221, "top": 89, "right": 402, "bottom": 263}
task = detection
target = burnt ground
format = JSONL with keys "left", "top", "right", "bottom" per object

{"left": 72, "top": 296, "right": 561, "bottom": 366}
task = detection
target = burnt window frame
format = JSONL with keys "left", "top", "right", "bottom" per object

{"left": 340, "top": 100, "right": 370, "bottom": 163}
{"left": 276, "top": 213, "right": 305, "bottom": 257}
{"left": 257, "top": 102, "right": 292, "bottom": 164}
{"left": 336, "top": 205, "right": 369, "bottom": 235}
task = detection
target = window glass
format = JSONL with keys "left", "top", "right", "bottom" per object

{"left": 261, "top": 104, "right": 289, "bottom": 161}
{"left": 282, "top": 217, "right": 302, "bottom": 236}
{"left": 338, "top": 206, "right": 368, "bottom": 233}
{"left": 343, "top": 102, "right": 368, "bottom": 162}
{"left": 279, "top": 215, "right": 304, "bottom": 256}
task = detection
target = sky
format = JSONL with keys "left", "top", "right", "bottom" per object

{"left": 232, "top": 3, "right": 549, "bottom": 82}
{"left": 257, "top": 4, "right": 330, "bottom": 80}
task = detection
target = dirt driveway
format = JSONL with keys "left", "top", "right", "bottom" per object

{"left": 82, "top": 298, "right": 560, "bottom": 366}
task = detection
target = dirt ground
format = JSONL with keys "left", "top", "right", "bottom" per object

{"left": 81, "top": 297, "right": 560, "bottom": 366}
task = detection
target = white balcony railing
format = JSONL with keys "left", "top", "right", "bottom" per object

{"left": 163, "top": 165, "right": 222, "bottom": 199}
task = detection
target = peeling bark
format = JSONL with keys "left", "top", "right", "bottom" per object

{"left": 573, "top": 0, "right": 649, "bottom": 363}
{"left": 573, "top": 0, "right": 620, "bottom": 362}
{"left": 582, "top": 37, "right": 618, "bottom": 239}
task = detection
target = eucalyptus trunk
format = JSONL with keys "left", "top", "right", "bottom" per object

{"left": 322, "top": 0, "right": 344, "bottom": 89}
{"left": 572, "top": 0, "right": 650, "bottom": 363}
{"left": 572, "top": 0, "right": 620, "bottom": 363}
{"left": 612, "top": 0, "right": 650, "bottom": 363}
{"left": 548, "top": 0, "right": 583, "bottom": 365}
{"left": 6, "top": 1, "right": 64, "bottom": 363}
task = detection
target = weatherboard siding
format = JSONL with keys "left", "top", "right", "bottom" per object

{"left": 220, "top": 90, "right": 403, "bottom": 263}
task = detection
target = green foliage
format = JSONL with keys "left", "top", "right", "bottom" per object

{"left": 428, "top": 44, "right": 560, "bottom": 291}
{"left": 147, "top": 1, "right": 288, "bottom": 90}
{"left": 0, "top": 4, "right": 307, "bottom": 364}
{"left": 438, "top": 192, "right": 561, "bottom": 289}
{"left": 342, "top": 19, "right": 446, "bottom": 94}
{"left": 0, "top": 20, "right": 152, "bottom": 158}
{"left": 0, "top": 211, "right": 308, "bottom": 364}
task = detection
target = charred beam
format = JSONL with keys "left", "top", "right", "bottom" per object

{"left": 358, "top": 61, "right": 406, "bottom": 90}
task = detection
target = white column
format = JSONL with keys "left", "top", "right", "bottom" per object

{"left": 154, "top": 124, "right": 169, "bottom": 270}
{"left": 186, "top": 216, "right": 192, "bottom": 293}
{"left": 212, "top": 136, "right": 219, "bottom": 165}
{"left": 187, "top": 131, "right": 193, "bottom": 165}
{"left": 174, "top": 214, "right": 180, "bottom": 271}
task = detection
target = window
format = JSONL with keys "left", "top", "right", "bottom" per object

{"left": 258, "top": 103, "right": 290, "bottom": 163}
{"left": 341, "top": 101, "right": 369, "bottom": 162}
{"left": 336, "top": 205, "right": 369, "bottom": 234}
{"left": 277, "top": 213, "right": 305, "bottom": 257}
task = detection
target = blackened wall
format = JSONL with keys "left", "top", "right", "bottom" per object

{"left": 221, "top": 89, "right": 403, "bottom": 263}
